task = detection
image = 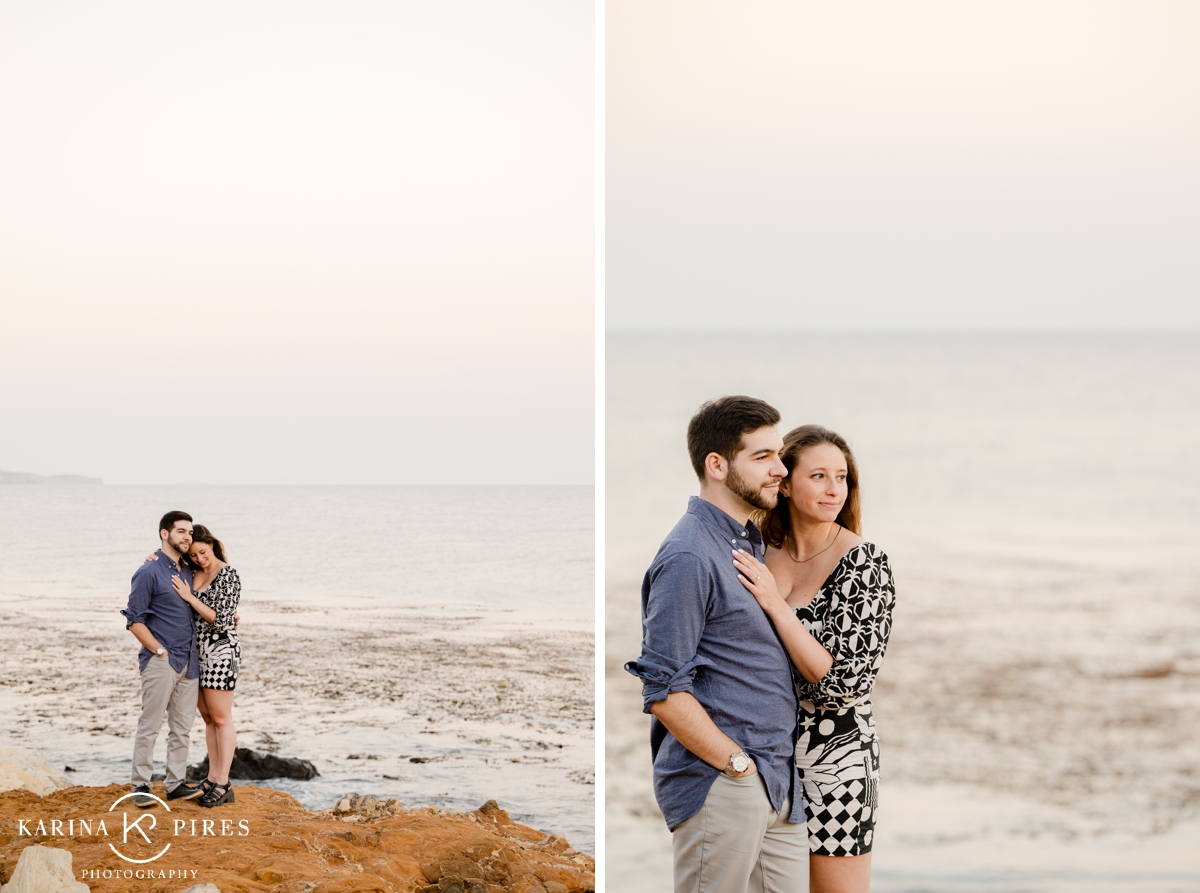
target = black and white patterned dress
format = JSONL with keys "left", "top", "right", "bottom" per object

{"left": 793, "top": 542, "right": 895, "bottom": 857}
{"left": 195, "top": 565, "right": 241, "bottom": 691}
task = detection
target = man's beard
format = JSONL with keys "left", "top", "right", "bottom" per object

{"left": 167, "top": 532, "right": 191, "bottom": 555}
{"left": 726, "top": 464, "right": 779, "bottom": 512}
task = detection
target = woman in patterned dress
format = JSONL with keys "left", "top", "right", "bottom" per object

{"left": 732, "top": 425, "right": 895, "bottom": 893}
{"left": 170, "top": 524, "right": 241, "bottom": 808}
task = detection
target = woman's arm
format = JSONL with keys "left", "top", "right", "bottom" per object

{"left": 207, "top": 568, "right": 240, "bottom": 633}
{"left": 796, "top": 546, "right": 896, "bottom": 708}
{"left": 171, "top": 575, "right": 217, "bottom": 623}
{"left": 733, "top": 550, "right": 833, "bottom": 683}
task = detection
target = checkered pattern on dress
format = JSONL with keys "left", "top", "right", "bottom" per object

{"left": 796, "top": 704, "right": 880, "bottom": 855}
{"left": 198, "top": 630, "right": 240, "bottom": 689}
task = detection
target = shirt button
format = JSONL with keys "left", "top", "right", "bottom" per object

{"left": 730, "top": 539, "right": 737, "bottom": 546}
{"left": 740, "top": 530, "right": 747, "bottom": 537}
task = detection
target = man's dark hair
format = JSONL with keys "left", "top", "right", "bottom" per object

{"left": 686, "top": 396, "right": 781, "bottom": 483}
{"left": 158, "top": 510, "right": 193, "bottom": 535}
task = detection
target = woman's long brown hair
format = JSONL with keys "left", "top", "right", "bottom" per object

{"left": 759, "top": 424, "right": 862, "bottom": 548}
{"left": 190, "top": 524, "right": 228, "bottom": 563}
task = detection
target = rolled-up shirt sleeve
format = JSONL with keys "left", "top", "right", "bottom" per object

{"left": 798, "top": 548, "right": 896, "bottom": 709}
{"left": 624, "top": 551, "right": 712, "bottom": 712}
{"left": 121, "top": 569, "right": 155, "bottom": 628}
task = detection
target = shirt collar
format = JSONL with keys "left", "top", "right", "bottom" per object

{"left": 156, "top": 549, "right": 186, "bottom": 572}
{"left": 686, "top": 495, "right": 763, "bottom": 546}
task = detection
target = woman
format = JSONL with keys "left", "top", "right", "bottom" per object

{"left": 731, "top": 425, "right": 895, "bottom": 893}
{"left": 170, "top": 524, "right": 242, "bottom": 808}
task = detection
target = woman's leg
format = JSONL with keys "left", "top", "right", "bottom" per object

{"left": 196, "top": 688, "right": 218, "bottom": 784}
{"left": 810, "top": 853, "right": 871, "bottom": 893}
{"left": 199, "top": 688, "right": 237, "bottom": 785}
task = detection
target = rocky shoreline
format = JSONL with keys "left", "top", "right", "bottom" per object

{"left": 0, "top": 783, "right": 595, "bottom": 893}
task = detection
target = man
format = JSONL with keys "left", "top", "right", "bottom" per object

{"left": 625, "top": 396, "right": 805, "bottom": 893}
{"left": 121, "top": 510, "right": 205, "bottom": 807}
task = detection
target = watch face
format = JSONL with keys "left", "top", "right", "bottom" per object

{"left": 731, "top": 753, "right": 750, "bottom": 773}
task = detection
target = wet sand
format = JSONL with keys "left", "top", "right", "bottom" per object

{"left": 606, "top": 519, "right": 1200, "bottom": 892}
{"left": 0, "top": 584, "right": 595, "bottom": 853}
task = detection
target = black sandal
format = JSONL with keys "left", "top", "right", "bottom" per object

{"left": 200, "top": 781, "right": 234, "bottom": 808}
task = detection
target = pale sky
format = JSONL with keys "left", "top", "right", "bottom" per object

{"left": 608, "top": 1, "right": 1200, "bottom": 331}
{"left": 0, "top": 1, "right": 593, "bottom": 484}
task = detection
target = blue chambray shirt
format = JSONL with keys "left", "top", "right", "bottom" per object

{"left": 625, "top": 496, "right": 803, "bottom": 830}
{"left": 121, "top": 550, "right": 199, "bottom": 678}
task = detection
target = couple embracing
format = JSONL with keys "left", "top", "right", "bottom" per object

{"left": 121, "top": 511, "right": 242, "bottom": 810}
{"left": 626, "top": 396, "right": 897, "bottom": 893}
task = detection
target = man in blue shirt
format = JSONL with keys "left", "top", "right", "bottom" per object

{"left": 626, "top": 396, "right": 807, "bottom": 893}
{"left": 121, "top": 510, "right": 204, "bottom": 807}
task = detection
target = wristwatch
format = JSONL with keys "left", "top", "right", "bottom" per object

{"left": 723, "top": 751, "right": 751, "bottom": 777}
{"left": 155, "top": 647, "right": 166, "bottom": 656}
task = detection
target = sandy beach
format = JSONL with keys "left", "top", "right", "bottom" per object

{"left": 0, "top": 584, "right": 595, "bottom": 854}
{"left": 607, "top": 518, "right": 1200, "bottom": 892}
{"left": 605, "top": 333, "right": 1200, "bottom": 892}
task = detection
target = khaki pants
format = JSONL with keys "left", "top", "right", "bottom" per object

{"left": 131, "top": 656, "right": 198, "bottom": 791}
{"left": 673, "top": 773, "right": 808, "bottom": 893}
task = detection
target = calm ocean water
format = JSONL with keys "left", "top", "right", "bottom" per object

{"left": 0, "top": 485, "right": 593, "bottom": 623}
{"left": 607, "top": 332, "right": 1200, "bottom": 561}
{"left": 606, "top": 332, "right": 1200, "bottom": 892}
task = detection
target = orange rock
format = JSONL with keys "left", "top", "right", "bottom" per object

{"left": 0, "top": 785, "right": 594, "bottom": 893}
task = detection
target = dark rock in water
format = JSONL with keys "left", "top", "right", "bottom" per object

{"left": 187, "top": 747, "right": 319, "bottom": 781}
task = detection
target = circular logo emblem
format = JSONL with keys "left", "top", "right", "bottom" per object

{"left": 108, "top": 792, "right": 172, "bottom": 864}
